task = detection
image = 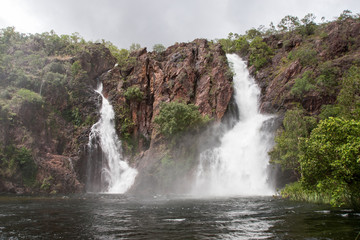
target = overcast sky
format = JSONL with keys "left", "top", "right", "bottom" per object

{"left": 0, "top": 0, "right": 359, "bottom": 50}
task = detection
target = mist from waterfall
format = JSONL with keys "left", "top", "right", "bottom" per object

{"left": 87, "top": 83, "right": 137, "bottom": 193}
{"left": 193, "top": 54, "right": 275, "bottom": 196}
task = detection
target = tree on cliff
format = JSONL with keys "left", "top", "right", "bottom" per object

{"left": 153, "top": 44, "right": 166, "bottom": 53}
{"left": 154, "top": 101, "right": 210, "bottom": 137}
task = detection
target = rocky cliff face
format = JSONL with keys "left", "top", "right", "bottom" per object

{"left": 0, "top": 40, "right": 116, "bottom": 194}
{"left": 252, "top": 18, "right": 360, "bottom": 116}
{"left": 245, "top": 18, "right": 360, "bottom": 187}
{"left": 0, "top": 34, "right": 233, "bottom": 195}
{"left": 98, "top": 39, "right": 233, "bottom": 195}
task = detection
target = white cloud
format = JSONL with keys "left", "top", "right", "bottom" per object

{"left": 0, "top": 0, "right": 359, "bottom": 49}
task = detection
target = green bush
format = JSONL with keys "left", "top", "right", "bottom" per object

{"left": 269, "top": 107, "right": 316, "bottom": 171}
{"left": 316, "top": 62, "right": 340, "bottom": 94}
{"left": 249, "top": 37, "right": 273, "bottom": 70}
{"left": 154, "top": 101, "right": 210, "bottom": 137}
{"left": 291, "top": 71, "right": 315, "bottom": 98}
{"left": 288, "top": 47, "right": 318, "bottom": 67}
{"left": 124, "top": 86, "right": 143, "bottom": 101}
{"left": 153, "top": 44, "right": 166, "bottom": 53}
{"left": 17, "top": 88, "right": 43, "bottom": 104}
{"left": 281, "top": 182, "right": 331, "bottom": 204}
{"left": 0, "top": 145, "right": 37, "bottom": 186}
{"left": 337, "top": 66, "right": 360, "bottom": 119}
{"left": 234, "top": 36, "right": 249, "bottom": 56}
{"left": 319, "top": 105, "right": 342, "bottom": 120}
{"left": 299, "top": 117, "right": 360, "bottom": 207}
{"left": 298, "top": 13, "right": 317, "bottom": 36}
{"left": 71, "top": 60, "right": 83, "bottom": 77}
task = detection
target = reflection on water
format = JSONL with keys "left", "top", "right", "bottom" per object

{"left": 0, "top": 194, "right": 359, "bottom": 239}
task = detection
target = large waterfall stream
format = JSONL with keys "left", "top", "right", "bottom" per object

{"left": 87, "top": 83, "right": 137, "bottom": 193}
{"left": 194, "top": 54, "right": 274, "bottom": 196}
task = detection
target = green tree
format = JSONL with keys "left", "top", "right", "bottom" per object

{"left": 245, "top": 28, "right": 262, "bottom": 40}
{"left": 337, "top": 66, "right": 360, "bottom": 119}
{"left": 269, "top": 107, "right": 316, "bottom": 173}
{"left": 152, "top": 44, "right": 166, "bottom": 53}
{"left": 299, "top": 117, "right": 360, "bottom": 207}
{"left": 154, "top": 101, "right": 210, "bottom": 137}
{"left": 234, "top": 36, "right": 249, "bottom": 56}
{"left": 277, "top": 15, "right": 300, "bottom": 32}
{"left": 248, "top": 37, "right": 273, "bottom": 70}
{"left": 129, "top": 43, "right": 141, "bottom": 52}
{"left": 299, "top": 13, "right": 317, "bottom": 36}
{"left": 291, "top": 71, "right": 315, "bottom": 98}
{"left": 337, "top": 10, "right": 355, "bottom": 21}
{"left": 124, "top": 86, "right": 143, "bottom": 101}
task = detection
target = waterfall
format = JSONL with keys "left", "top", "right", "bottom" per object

{"left": 87, "top": 83, "right": 137, "bottom": 193}
{"left": 193, "top": 54, "right": 274, "bottom": 196}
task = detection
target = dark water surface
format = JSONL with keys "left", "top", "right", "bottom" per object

{"left": 0, "top": 194, "right": 359, "bottom": 239}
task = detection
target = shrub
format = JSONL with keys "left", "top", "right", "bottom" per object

{"left": 17, "top": 88, "right": 43, "bottom": 104}
{"left": 249, "top": 37, "right": 273, "bottom": 70}
{"left": 269, "top": 107, "right": 316, "bottom": 172}
{"left": 288, "top": 47, "right": 318, "bottom": 67}
{"left": 316, "top": 62, "right": 340, "bottom": 94}
{"left": 299, "top": 117, "right": 360, "bottom": 207}
{"left": 124, "top": 86, "right": 143, "bottom": 101}
{"left": 154, "top": 101, "right": 210, "bottom": 137}
{"left": 319, "top": 105, "right": 342, "bottom": 120}
{"left": 298, "top": 13, "right": 317, "bottom": 36}
{"left": 280, "top": 182, "right": 331, "bottom": 204}
{"left": 337, "top": 66, "right": 360, "bottom": 119}
{"left": 0, "top": 145, "right": 37, "bottom": 186}
{"left": 234, "top": 36, "right": 249, "bottom": 56}
{"left": 291, "top": 71, "right": 315, "bottom": 98}
{"left": 153, "top": 44, "right": 166, "bottom": 53}
{"left": 129, "top": 43, "right": 141, "bottom": 52}
{"left": 71, "top": 60, "right": 83, "bottom": 77}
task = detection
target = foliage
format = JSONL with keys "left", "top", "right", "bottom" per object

{"left": 124, "top": 86, "right": 144, "bottom": 101}
{"left": 113, "top": 105, "right": 134, "bottom": 141}
{"left": 315, "top": 61, "right": 340, "bottom": 95}
{"left": 71, "top": 60, "right": 84, "bottom": 78}
{"left": 269, "top": 107, "right": 316, "bottom": 172}
{"left": 337, "top": 10, "right": 358, "bottom": 21}
{"left": 337, "top": 66, "right": 360, "bottom": 119}
{"left": 40, "top": 176, "right": 53, "bottom": 190}
{"left": 319, "top": 105, "right": 342, "bottom": 120}
{"left": 16, "top": 88, "right": 43, "bottom": 105}
{"left": 234, "top": 36, "right": 250, "bottom": 56}
{"left": 153, "top": 44, "right": 166, "bottom": 53}
{"left": 154, "top": 101, "right": 210, "bottom": 137}
{"left": 217, "top": 34, "right": 237, "bottom": 53}
{"left": 0, "top": 145, "right": 37, "bottom": 186}
{"left": 298, "top": 13, "right": 317, "bottom": 36}
{"left": 280, "top": 182, "right": 331, "bottom": 204}
{"left": 299, "top": 117, "right": 360, "bottom": 207}
{"left": 248, "top": 37, "right": 274, "bottom": 70}
{"left": 105, "top": 42, "right": 136, "bottom": 73}
{"left": 277, "top": 15, "right": 300, "bottom": 33}
{"left": 129, "top": 43, "right": 141, "bottom": 52}
{"left": 245, "top": 28, "right": 262, "bottom": 40}
{"left": 288, "top": 46, "right": 318, "bottom": 67}
{"left": 291, "top": 71, "right": 315, "bottom": 98}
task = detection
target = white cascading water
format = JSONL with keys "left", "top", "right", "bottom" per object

{"left": 88, "top": 83, "right": 137, "bottom": 193}
{"left": 193, "top": 54, "right": 274, "bottom": 196}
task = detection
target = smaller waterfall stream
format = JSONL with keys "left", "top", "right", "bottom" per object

{"left": 193, "top": 54, "right": 274, "bottom": 196}
{"left": 87, "top": 83, "right": 137, "bottom": 193}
